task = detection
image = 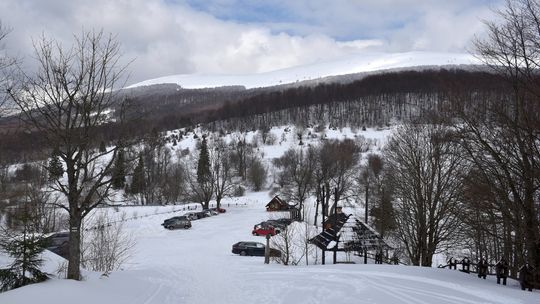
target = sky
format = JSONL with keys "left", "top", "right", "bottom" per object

{"left": 0, "top": 0, "right": 503, "bottom": 85}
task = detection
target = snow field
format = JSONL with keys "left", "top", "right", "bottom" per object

{"left": 1, "top": 191, "right": 538, "bottom": 304}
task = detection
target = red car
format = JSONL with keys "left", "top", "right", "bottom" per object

{"left": 252, "top": 224, "right": 280, "bottom": 236}
{"left": 213, "top": 207, "right": 226, "bottom": 213}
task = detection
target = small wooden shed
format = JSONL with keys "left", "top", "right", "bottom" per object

{"left": 265, "top": 196, "right": 291, "bottom": 211}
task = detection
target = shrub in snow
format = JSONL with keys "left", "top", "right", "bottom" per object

{"left": 266, "top": 133, "right": 277, "bottom": 145}
{"left": 233, "top": 185, "right": 245, "bottom": 197}
{"left": 270, "top": 222, "right": 319, "bottom": 266}
{"left": 81, "top": 212, "right": 135, "bottom": 274}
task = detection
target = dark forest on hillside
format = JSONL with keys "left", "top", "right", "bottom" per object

{"left": 0, "top": 68, "right": 510, "bottom": 162}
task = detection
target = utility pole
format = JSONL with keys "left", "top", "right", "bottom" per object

{"left": 264, "top": 234, "right": 271, "bottom": 264}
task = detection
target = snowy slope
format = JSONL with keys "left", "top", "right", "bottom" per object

{"left": 1, "top": 126, "right": 539, "bottom": 304}
{"left": 1, "top": 193, "right": 538, "bottom": 304}
{"left": 126, "top": 51, "right": 480, "bottom": 89}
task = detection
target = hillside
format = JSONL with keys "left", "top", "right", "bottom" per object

{"left": 1, "top": 193, "right": 537, "bottom": 304}
{"left": 1, "top": 125, "right": 539, "bottom": 303}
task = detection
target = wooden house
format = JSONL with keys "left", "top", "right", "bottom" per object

{"left": 265, "top": 196, "right": 292, "bottom": 211}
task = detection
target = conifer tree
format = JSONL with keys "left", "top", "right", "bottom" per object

{"left": 0, "top": 202, "right": 48, "bottom": 291}
{"left": 193, "top": 136, "right": 213, "bottom": 208}
{"left": 99, "top": 141, "right": 106, "bottom": 153}
{"left": 131, "top": 154, "right": 145, "bottom": 195}
{"left": 197, "top": 136, "right": 211, "bottom": 185}
{"left": 47, "top": 148, "right": 64, "bottom": 181}
{"left": 111, "top": 149, "right": 126, "bottom": 189}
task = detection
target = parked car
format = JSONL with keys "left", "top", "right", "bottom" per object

{"left": 264, "top": 220, "right": 288, "bottom": 229}
{"left": 252, "top": 223, "right": 280, "bottom": 236}
{"left": 212, "top": 207, "right": 226, "bottom": 213}
{"left": 202, "top": 209, "right": 218, "bottom": 216}
{"left": 45, "top": 232, "right": 69, "bottom": 258}
{"left": 184, "top": 212, "right": 199, "bottom": 220}
{"left": 195, "top": 211, "right": 209, "bottom": 219}
{"left": 274, "top": 218, "right": 293, "bottom": 225}
{"left": 162, "top": 217, "right": 192, "bottom": 230}
{"left": 231, "top": 241, "right": 281, "bottom": 257}
{"left": 162, "top": 216, "right": 189, "bottom": 226}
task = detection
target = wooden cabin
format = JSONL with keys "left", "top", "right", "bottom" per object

{"left": 265, "top": 196, "right": 292, "bottom": 211}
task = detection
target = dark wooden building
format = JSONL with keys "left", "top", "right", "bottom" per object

{"left": 265, "top": 196, "right": 292, "bottom": 211}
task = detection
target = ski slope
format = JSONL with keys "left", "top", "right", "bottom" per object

{"left": 126, "top": 51, "right": 479, "bottom": 89}
{"left": 1, "top": 191, "right": 538, "bottom": 304}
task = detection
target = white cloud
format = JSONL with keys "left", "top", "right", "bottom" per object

{"left": 0, "top": 0, "right": 502, "bottom": 85}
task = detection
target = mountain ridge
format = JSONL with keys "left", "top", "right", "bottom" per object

{"left": 126, "top": 51, "right": 480, "bottom": 90}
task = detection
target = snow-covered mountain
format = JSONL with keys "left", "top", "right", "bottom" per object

{"left": 126, "top": 51, "right": 480, "bottom": 90}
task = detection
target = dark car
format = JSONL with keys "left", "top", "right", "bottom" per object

{"left": 195, "top": 211, "right": 209, "bottom": 219}
{"left": 45, "top": 232, "right": 69, "bottom": 258}
{"left": 162, "top": 216, "right": 189, "bottom": 226}
{"left": 264, "top": 220, "right": 288, "bottom": 229}
{"left": 231, "top": 241, "right": 281, "bottom": 257}
{"left": 202, "top": 209, "right": 218, "bottom": 216}
{"left": 162, "top": 217, "right": 192, "bottom": 230}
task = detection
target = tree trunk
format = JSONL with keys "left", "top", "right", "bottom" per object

{"left": 67, "top": 214, "right": 82, "bottom": 280}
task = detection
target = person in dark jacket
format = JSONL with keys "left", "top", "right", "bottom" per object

{"left": 461, "top": 257, "right": 471, "bottom": 273}
{"left": 495, "top": 258, "right": 509, "bottom": 285}
{"left": 477, "top": 258, "right": 488, "bottom": 279}
{"left": 519, "top": 263, "right": 535, "bottom": 291}
{"left": 447, "top": 257, "right": 457, "bottom": 270}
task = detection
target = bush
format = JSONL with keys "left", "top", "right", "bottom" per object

{"left": 266, "top": 133, "right": 277, "bottom": 145}
{"left": 233, "top": 185, "right": 245, "bottom": 197}
{"left": 248, "top": 158, "right": 267, "bottom": 191}
{"left": 81, "top": 212, "right": 135, "bottom": 274}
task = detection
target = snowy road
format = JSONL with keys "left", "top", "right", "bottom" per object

{"left": 1, "top": 193, "right": 538, "bottom": 304}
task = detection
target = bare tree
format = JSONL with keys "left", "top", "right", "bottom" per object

{"left": 8, "top": 30, "right": 129, "bottom": 280}
{"left": 273, "top": 147, "right": 316, "bottom": 220}
{"left": 230, "top": 134, "right": 249, "bottom": 180}
{"left": 455, "top": 0, "right": 540, "bottom": 276}
{"left": 385, "top": 124, "right": 465, "bottom": 266}
{"left": 0, "top": 21, "right": 16, "bottom": 118}
{"left": 211, "top": 139, "right": 236, "bottom": 209}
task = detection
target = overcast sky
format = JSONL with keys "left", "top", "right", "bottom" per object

{"left": 0, "top": 0, "right": 503, "bottom": 85}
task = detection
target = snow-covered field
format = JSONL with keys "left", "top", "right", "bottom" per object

{"left": 1, "top": 125, "right": 538, "bottom": 303}
{"left": 127, "top": 51, "right": 479, "bottom": 89}
{"left": 1, "top": 191, "right": 538, "bottom": 304}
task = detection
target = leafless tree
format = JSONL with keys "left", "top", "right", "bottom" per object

{"left": 384, "top": 124, "right": 465, "bottom": 266}
{"left": 313, "top": 139, "right": 359, "bottom": 221}
{"left": 8, "top": 30, "right": 129, "bottom": 280}
{"left": 210, "top": 139, "right": 236, "bottom": 209}
{"left": 0, "top": 21, "right": 16, "bottom": 118}
{"left": 273, "top": 147, "right": 316, "bottom": 220}
{"left": 230, "top": 134, "right": 249, "bottom": 180}
{"left": 454, "top": 0, "right": 540, "bottom": 276}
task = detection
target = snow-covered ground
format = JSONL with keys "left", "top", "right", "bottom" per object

{"left": 1, "top": 191, "right": 538, "bottom": 304}
{"left": 2, "top": 125, "right": 538, "bottom": 303}
{"left": 126, "top": 51, "right": 479, "bottom": 89}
